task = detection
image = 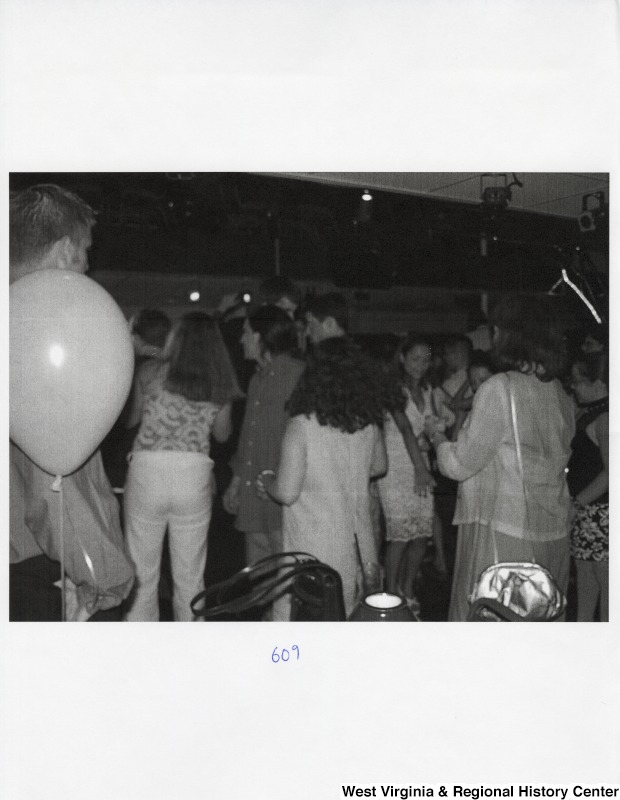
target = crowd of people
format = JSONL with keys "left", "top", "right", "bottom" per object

{"left": 9, "top": 183, "right": 609, "bottom": 623}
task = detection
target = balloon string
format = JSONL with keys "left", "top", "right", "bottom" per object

{"left": 77, "top": 539, "right": 98, "bottom": 608}
{"left": 51, "top": 476, "right": 99, "bottom": 620}
{"left": 51, "top": 475, "right": 65, "bottom": 622}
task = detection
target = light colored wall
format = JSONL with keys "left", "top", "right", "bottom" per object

{"left": 91, "top": 270, "right": 484, "bottom": 334}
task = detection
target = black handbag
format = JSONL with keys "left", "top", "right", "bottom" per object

{"left": 190, "top": 552, "right": 346, "bottom": 621}
{"left": 289, "top": 563, "right": 345, "bottom": 621}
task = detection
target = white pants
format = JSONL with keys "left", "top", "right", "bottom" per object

{"left": 124, "top": 451, "right": 214, "bottom": 621}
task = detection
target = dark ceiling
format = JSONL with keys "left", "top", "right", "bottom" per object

{"left": 9, "top": 172, "right": 609, "bottom": 295}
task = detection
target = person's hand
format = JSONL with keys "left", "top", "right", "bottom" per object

{"left": 568, "top": 497, "right": 581, "bottom": 526}
{"left": 360, "top": 561, "right": 383, "bottom": 594}
{"left": 255, "top": 470, "right": 275, "bottom": 501}
{"left": 417, "top": 433, "right": 432, "bottom": 452}
{"left": 53, "top": 577, "right": 92, "bottom": 622}
{"left": 222, "top": 475, "right": 241, "bottom": 515}
{"left": 414, "top": 466, "right": 436, "bottom": 496}
{"left": 424, "top": 415, "right": 445, "bottom": 438}
{"left": 217, "top": 292, "right": 241, "bottom": 316}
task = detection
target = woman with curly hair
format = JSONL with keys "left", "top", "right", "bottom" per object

{"left": 426, "top": 295, "right": 575, "bottom": 621}
{"left": 567, "top": 351, "right": 609, "bottom": 621}
{"left": 124, "top": 312, "right": 243, "bottom": 621}
{"left": 257, "top": 337, "right": 404, "bottom": 619}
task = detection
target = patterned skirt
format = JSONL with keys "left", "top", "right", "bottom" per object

{"left": 378, "top": 442, "right": 434, "bottom": 542}
{"left": 570, "top": 501, "right": 609, "bottom": 562}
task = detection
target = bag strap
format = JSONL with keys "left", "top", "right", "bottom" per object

{"left": 191, "top": 553, "right": 325, "bottom": 619}
{"left": 469, "top": 597, "right": 532, "bottom": 622}
{"left": 508, "top": 378, "right": 523, "bottom": 478}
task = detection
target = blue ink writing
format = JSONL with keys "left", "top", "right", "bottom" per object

{"left": 272, "top": 645, "right": 300, "bottom": 663}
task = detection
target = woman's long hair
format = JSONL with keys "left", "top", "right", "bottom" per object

{"left": 164, "top": 312, "right": 244, "bottom": 404}
{"left": 286, "top": 337, "right": 405, "bottom": 433}
{"left": 490, "top": 295, "right": 567, "bottom": 381}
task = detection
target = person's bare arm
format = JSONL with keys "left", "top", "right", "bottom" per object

{"left": 370, "top": 427, "right": 388, "bottom": 479}
{"left": 257, "top": 418, "right": 307, "bottom": 506}
{"left": 212, "top": 403, "right": 232, "bottom": 443}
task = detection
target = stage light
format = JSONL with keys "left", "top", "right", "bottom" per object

{"left": 361, "top": 189, "right": 373, "bottom": 201}
{"left": 189, "top": 291, "right": 200, "bottom": 302}
{"left": 241, "top": 292, "right": 252, "bottom": 304}
{"left": 578, "top": 211, "right": 597, "bottom": 232}
{"left": 480, "top": 173, "right": 523, "bottom": 211}
{"left": 578, "top": 191, "right": 607, "bottom": 233}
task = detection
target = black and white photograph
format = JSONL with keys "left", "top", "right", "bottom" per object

{"left": 8, "top": 171, "right": 610, "bottom": 624}
{"left": 1, "top": 2, "right": 619, "bottom": 799}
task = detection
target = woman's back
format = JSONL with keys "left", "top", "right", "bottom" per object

{"left": 134, "top": 387, "right": 221, "bottom": 455}
{"left": 449, "top": 370, "right": 575, "bottom": 539}
{"left": 283, "top": 415, "right": 378, "bottom": 571}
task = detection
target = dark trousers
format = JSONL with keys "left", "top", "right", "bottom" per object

{"left": 9, "top": 555, "right": 122, "bottom": 622}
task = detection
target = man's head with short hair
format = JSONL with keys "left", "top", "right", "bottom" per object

{"left": 258, "top": 276, "right": 302, "bottom": 317}
{"left": 9, "top": 184, "right": 96, "bottom": 283}
{"left": 130, "top": 308, "right": 172, "bottom": 356}
{"left": 304, "top": 292, "right": 348, "bottom": 344}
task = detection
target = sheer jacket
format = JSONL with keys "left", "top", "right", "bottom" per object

{"left": 436, "top": 371, "right": 575, "bottom": 540}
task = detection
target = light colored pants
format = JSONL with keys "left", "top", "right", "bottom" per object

{"left": 124, "top": 450, "right": 214, "bottom": 621}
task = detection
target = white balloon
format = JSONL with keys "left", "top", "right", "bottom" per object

{"left": 10, "top": 270, "right": 134, "bottom": 475}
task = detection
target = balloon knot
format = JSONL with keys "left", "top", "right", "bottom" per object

{"left": 51, "top": 475, "right": 63, "bottom": 492}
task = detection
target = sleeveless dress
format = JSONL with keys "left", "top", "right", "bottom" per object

{"left": 378, "top": 385, "right": 434, "bottom": 541}
{"left": 281, "top": 415, "right": 381, "bottom": 617}
{"left": 568, "top": 398, "right": 609, "bottom": 562}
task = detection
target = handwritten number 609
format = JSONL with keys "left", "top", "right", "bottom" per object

{"left": 272, "top": 645, "right": 300, "bottom": 663}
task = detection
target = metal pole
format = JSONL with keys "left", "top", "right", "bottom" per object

{"left": 274, "top": 237, "right": 281, "bottom": 276}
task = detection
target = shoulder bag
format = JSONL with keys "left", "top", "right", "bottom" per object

{"left": 468, "top": 375, "right": 567, "bottom": 622}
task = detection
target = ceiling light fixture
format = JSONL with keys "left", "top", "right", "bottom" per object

{"left": 356, "top": 190, "right": 374, "bottom": 224}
